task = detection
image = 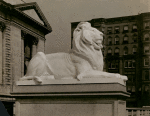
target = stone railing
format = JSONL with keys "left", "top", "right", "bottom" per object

{"left": 126, "top": 107, "right": 150, "bottom": 116}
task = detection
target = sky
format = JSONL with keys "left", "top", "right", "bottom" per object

{"left": 4, "top": 0, "right": 150, "bottom": 53}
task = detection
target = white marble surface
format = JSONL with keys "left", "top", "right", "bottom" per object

{"left": 17, "top": 77, "right": 126, "bottom": 86}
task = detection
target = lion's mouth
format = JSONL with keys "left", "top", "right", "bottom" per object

{"left": 93, "top": 42, "right": 101, "bottom": 50}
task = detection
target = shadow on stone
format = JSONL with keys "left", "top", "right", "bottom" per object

{"left": 0, "top": 101, "right": 10, "bottom": 116}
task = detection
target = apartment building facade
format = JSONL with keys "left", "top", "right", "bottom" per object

{"left": 71, "top": 12, "right": 150, "bottom": 107}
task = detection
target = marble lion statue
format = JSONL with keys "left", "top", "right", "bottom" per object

{"left": 20, "top": 22, "right": 127, "bottom": 83}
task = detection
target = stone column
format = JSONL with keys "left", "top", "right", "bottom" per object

{"left": 32, "top": 38, "right": 38, "bottom": 57}
{"left": 21, "top": 31, "right": 26, "bottom": 77}
{"left": 0, "top": 22, "right": 5, "bottom": 84}
{"left": 3, "top": 24, "right": 12, "bottom": 85}
{"left": 37, "top": 37, "right": 45, "bottom": 53}
{"left": 11, "top": 25, "right": 21, "bottom": 82}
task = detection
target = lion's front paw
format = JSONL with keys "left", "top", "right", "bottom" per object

{"left": 77, "top": 74, "right": 83, "bottom": 81}
{"left": 33, "top": 76, "right": 42, "bottom": 84}
{"left": 121, "top": 76, "right": 128, "bottom": 81}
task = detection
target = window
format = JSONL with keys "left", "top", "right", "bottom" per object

{"left": 108, "top": 60, "right": 119, "bottom": 69}
{"left": 107, "top": 27, "right": 112, "bottom": 34}
{"left": 111, "top": 62, "right": 116, "bottom": 69}
{"left": 125, "top": 60, "right": 128, "bottom": 68}
{"left": 144, "top": 71, "right": 149, "bottom": 80}
{"left": 115, "top": 26, "right": 120, "bottom": 33}
{"left": 102, "top": 27, "right": 105, "bottom": 33}
{"left": 144, "top": 46, "right": 149, "bottom": 53}
{"left": 124, "top": 46, "right": 128, "bottom": 55}
{"left": 133, "top": 46, "right": 137, "bottom": 54}
{"left": 127, "top": 75, "right": 135, "bottom": 83}
{"left": 144, "top": 58, "right": 149, "bottom": 66}
{"left": 24, "top": 37, "right": 33, "bottom": 75}
{"left": 132, "top": 24, "right": 137, "bottom": 32}
{"left": 145, "top": 85, "right": 149, "bottom": 91}
{"left": 144, "top": 33, "right": 149, "bottom": 41}
{"left": 132, "top": 60, "right": 136, "bottom": 67}
{"left": 128, "top": 61, "right": 132, "bottom": 68}
{"left": 123, "top": 25, "right": 128, "bottom": 33}
{"left": 108, "top": 48, "right": 112, "bottom": 55}
{"left": 124, "top": 60, "right": 135, "bottom": 68}
{"left": 114, "top": 36, "right": 119, "bottom": 45}
{"left": 132, "top": 34, "right": 137, "bottom": 43}
{"left": 114, "top": 47, "right": 119, "bottom": 55}
{"left": 108, "top": 36, "right": 112, "bottom": 45}
{"left": 145, "top": 22, "right": 149, "bottom": 29}
{"left": 123, "top": 35, "right": 128, "bottom": 44}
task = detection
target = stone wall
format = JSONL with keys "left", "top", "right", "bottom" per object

{"left": 11, "top": 25, "right": 21, "bottom": 83}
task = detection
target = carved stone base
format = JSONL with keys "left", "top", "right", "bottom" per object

{"left": 11, "top": 83, "right": 130, "bottom": 116}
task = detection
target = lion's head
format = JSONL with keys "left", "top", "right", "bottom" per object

{"left": 71, "top": 22, "right": 104, "bottom": 71}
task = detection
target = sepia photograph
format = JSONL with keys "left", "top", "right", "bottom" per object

{"left": 0, "top": 0, "right": 150, "bottom": 116}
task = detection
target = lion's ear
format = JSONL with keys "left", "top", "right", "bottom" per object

{"left": 82, "top": 30, "right": 92, "bottom": 45}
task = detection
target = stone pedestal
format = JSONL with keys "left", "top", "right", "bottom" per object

{"left": 11, "top": 82, "right": 130, "bottom": 116}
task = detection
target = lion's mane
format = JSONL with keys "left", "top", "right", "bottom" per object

{"left": 70, "top": 22, "right": 103, "bottom": 71}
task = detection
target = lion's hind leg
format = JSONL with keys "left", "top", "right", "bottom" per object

{"left": 19, "top": 76, "right": 42, "bottom": 83}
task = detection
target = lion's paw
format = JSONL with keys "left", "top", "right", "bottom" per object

{"left": 121, "top": 76, "right": 128, "bottom": 81}
{"left": 77, "top": 74, "right": 83, "bottom": 81}
{"left": 33, "top": 76, "right": 42, "bottom": 84}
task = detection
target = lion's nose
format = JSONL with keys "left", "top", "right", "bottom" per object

{"left": 100, "top": 33, "right": 103, "bottom": 36}
{"left": 100, "top": 44, "right": 103, "bottom": 48}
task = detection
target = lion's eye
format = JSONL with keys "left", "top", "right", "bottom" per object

{"left": 79, "top": 27, "right": 82, "bottom": 29}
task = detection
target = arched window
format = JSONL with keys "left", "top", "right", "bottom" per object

{"left": 145, "top": 22, "right": 149, "bottom": 29}
{"left": 144, "top": 58, "right": 149, "bottom": 66}
{"left": 133, "top": 45, "right": 137, "bottom": 54}
{"left": 108, "top": 48, "right": 112, "bottom": 55}
{"left": 107, "top": 27, "right": 112, "bottom": 34}
{"left": 108, "top": 36, "right": 112, "bottom": 45}
{"left": 144, "top": 33, "right": 149, "bottom": 41}
{"left": 114, "top": 35, "right": 119, "bottom": 45}
{"left": 132, "top": 33, "right": 137, "bottom": 43}
{"left": 144, "top": 46, "right": 149, "bottom": 53}
{"left": 123, "top": 25, "right": 129, "bottom": 33}
{"left": 123, "top": 35, "right": 128, "bottom": 44}
{"left": 115, "top": 26, "right": 120, "bottom": 34}
{"left": 124, "top": 46, "right": 128, "bottom": 55}
{"left": 114, "top": 47, "right": 119, "bottom": 55}
{"left": 132, "top": 24, "right": 137, "bottom": 32}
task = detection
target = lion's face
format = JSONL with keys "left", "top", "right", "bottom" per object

{"left": 90, "top": 27, "right": 103, "bottom": 50}
{"left": 73, "top": 22, "right": 103, "bottom": 51}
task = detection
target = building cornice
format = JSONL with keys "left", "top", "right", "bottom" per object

{"left": 0, "top": 0, "right": 52, "bottom": 35}
{"left": 14, "top": 2, "right": 51, "bottom": 29}
{"left": 0, "top": 16, "right": 45, "bottom": 40}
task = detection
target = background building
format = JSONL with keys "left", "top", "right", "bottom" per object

{"left": 0, "top": 1, "right": 52, "bottom": 115}
{"left": 71, "top": 12, "right": 150, "bottom": 107}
